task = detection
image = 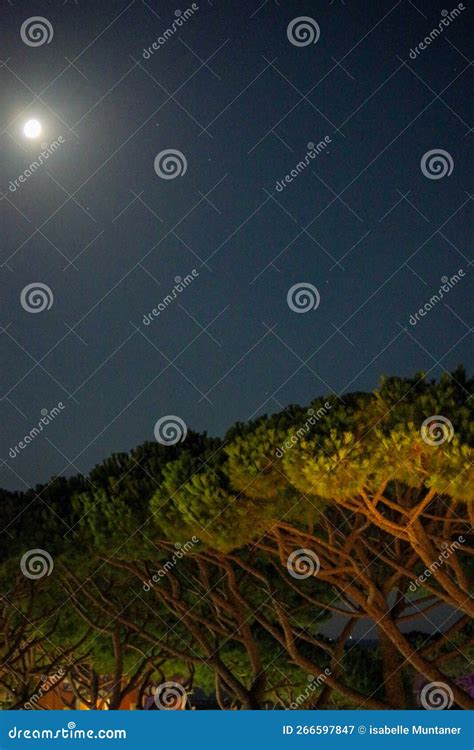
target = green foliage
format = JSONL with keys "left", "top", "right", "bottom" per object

{"left": 1, "top": 369, "right": 472, "bottom": 708}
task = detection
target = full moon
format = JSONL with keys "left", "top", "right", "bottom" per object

{"left": 23, "top": 119, "right": 42, "bottom": 139}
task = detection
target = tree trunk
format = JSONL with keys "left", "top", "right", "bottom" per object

{"left": 378, "top": 617, "right": 474, "bottom": 710}
{"left": 377, "top": 627, "right": 406, "bottom": 708}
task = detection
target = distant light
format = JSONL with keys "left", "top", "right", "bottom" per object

{"left": 23, "top": 119, "right": 42, "bottom": 139}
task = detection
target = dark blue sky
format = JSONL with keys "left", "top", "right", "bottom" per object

{"left": 1, "top": 0, "right": 472, "bottom": 490}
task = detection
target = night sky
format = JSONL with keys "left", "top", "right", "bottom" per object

{"left": 1, "top": 0, "right": 472, "bottom": 491}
